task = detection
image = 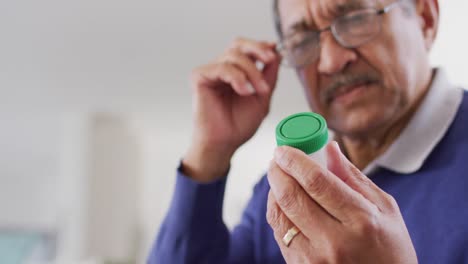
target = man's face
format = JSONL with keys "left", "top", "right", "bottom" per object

{"left": 278, "top": 0, "right": 432, "bottom": 137}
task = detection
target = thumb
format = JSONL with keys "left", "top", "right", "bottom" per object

{"left": 326, "top": 141, "right": 388, "bottom": 209}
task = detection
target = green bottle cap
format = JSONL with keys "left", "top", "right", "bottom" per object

{"left": 276, "top": 112, "right": 328, "bottom": 155}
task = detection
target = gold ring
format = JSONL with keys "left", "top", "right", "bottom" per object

{"left": 282, "top": 226, "right": 300, "bottom": 247}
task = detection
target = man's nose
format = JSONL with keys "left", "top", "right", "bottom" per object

{"left": 317, "top": 33, "right": 358, "bottom": 74}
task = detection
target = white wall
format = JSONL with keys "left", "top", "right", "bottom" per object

{"left": 0, "top": 0, "right": 467, "bottom": 263}
{"left": 431, "top": 1, "right": 468, "bottom": 84}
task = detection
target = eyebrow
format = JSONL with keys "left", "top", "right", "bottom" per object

{"left": 335, "top": 1, "right": 371, "bottom": 15}
{"left": 284, "top": 0, "right": 371, "bottom": 36}
{"left": 284, "top": 20, "right": 312, "bottom": 37}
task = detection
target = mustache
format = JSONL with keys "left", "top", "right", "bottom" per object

{"left": 321, "top": 73, "right": 381, "bottom": 104}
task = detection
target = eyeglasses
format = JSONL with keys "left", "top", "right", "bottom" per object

{"left": 277, "top": 0, "right": 401, "bottom": 68}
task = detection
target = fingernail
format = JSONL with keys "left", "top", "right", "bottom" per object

{"left": 255, "top": 61, "right": 265, "bottom": 70}
{"left": 333, "top": 141, "right": 345, "bottom": 164}
{"left": 246, "top": 83, "right": 256, "bottom": 94}
{"left": 333, "top": 141, "right": 340, "bottom": 151}
{"left": 333, "top": 141, "right": 343, "bottom": 158}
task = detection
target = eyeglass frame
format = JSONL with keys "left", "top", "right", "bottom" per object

{"left": 276, "top": 0, "right": 403, "bottom": 68}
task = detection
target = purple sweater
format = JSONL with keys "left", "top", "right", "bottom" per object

{"left": 149, "top": 91, "right": 468, "bottom": 264}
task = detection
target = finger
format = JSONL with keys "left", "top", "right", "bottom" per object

{"left": 253, "top": 56, "right": 280, "bottom": 114}
{"left": 193, "top": 63, "right": 254, "bottom": 96}
{"left": 266, "top": 191, "right": 309, "bottom": 251}
{"left": 261, "top": 50, "right": 281, "bottom": 97}
{"left": 255, "top": 44, "right": 281, "bottom": 109}
{"left": 326, "top": 141, "right": 397, "bottom": 213}
{"left": 230, "top": 37, "right": 278, "bottom": 64}
{"left": 222, "top": 51, "right": 270, "bottom": 94}
{"left": 267, "top": 160, "right": 339, "bottom": 238}
{"left": 274, "top": 146, "right": 377, "bottom": 223}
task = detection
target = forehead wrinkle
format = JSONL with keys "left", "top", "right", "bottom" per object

{"left": 335, "top": 0, "right": 375, "bottom": 15}
{"left": 313, "top": 0, "right": 377, "bottom": 24}
{"left": 282, "top": 0, "right": 379, "bottom": 36}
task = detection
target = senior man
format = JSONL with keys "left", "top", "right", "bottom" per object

{"left": 149, "top": 0, "right": 468, "bottom": 263}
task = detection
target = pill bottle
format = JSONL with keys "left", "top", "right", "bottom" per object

{"left": 276, "top": 112, "right": 329, "bottom": 168}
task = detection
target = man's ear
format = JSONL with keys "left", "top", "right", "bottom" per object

{"left": 415, "top": 0, "right": 439, "bottom": 51}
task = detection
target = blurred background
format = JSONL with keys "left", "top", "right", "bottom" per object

{"left": 0, "top": 0, "right": 467, "bottom": 263}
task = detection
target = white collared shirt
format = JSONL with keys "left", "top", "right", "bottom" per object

{"left": 361, "top": 68, "right": 464, "bottom": 176}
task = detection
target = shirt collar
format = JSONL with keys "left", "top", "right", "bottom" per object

{"left": 362, "top": 68, "right": 464, "bottom": 175}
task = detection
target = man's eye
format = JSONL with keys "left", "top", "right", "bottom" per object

{"left": 342, "top": 12, "right": 372, "bottom": 27}
{"left": 290, "top": 33, "right": 306, "bottom": 43}
{"left": 337, "top": 11, "right": 376, "bottom": 36}
{"left": 284, "top": 37, "right": 303, "bottom": 50}
{"left": 291, "top": 39, "right": 306, "bottom": 49}
{"left": 350, "top": 14, "right": 367, "bottom": 22}
{"left": 294, "top": 35, "right": 317, "bottom": 49}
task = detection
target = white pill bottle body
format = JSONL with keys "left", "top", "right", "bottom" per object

{"left": 308, "top": 148, "right": 327, "bottom": 169}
